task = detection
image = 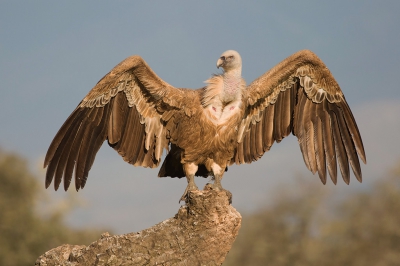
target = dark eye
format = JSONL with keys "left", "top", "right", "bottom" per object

{"left": 220, "top": 56, "right": 225, "bottom": 60}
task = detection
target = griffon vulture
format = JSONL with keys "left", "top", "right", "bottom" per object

{"left": 44, "top": 50, "right": 366, "bottom": 202}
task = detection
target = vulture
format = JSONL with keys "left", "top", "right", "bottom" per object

{"left": 44, "top": 50, "right": 366, "bottom": 202}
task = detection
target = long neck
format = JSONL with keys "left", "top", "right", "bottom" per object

{"left": 222, "top": 67, "right": 242, "bottom": 103}
{"left": 223, "top": 67, "right": 242, "bottom": 79}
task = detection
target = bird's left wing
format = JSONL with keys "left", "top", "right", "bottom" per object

{"left": 44, "top": 55, "right": 187, "bottom": 191}
{"left": 232, "top": 50, "right": 366, "bottom": 184}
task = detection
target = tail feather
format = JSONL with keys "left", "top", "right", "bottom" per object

{"left": 158, "top": 144, "right": 212, "bottom": 178}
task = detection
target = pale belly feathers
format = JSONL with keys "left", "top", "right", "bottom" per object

{"left": 203, "top": 99, "right": 242, "bottom": 127}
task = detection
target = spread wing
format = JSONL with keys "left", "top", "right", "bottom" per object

{"left": 232, "top": 50, "right": 366, "bottom": 184}
{"left": 44, "top": 55, "right": 186, "bottom": 191}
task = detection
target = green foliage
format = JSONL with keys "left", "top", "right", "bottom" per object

{"left": 224, "top": 166, "right": 400, "bottom": 266}
{"left": 0, "top": 149, "right": 107, "bottom": 266}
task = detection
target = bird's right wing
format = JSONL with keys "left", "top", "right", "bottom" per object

{"left": 44, "top": 55, "right": 187, "bottom": 191}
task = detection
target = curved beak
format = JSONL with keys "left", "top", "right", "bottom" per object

{"left": 217, "top": 58, "right": 224, "bottom": 69}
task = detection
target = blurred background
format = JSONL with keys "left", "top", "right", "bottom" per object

{"left": 1, "top": 1, "right": 399, "bottom": 265}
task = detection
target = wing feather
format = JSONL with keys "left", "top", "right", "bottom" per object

{"left": 255, "top": 116, "right": 264, "bottom": 156}
{"left": 313, "top": 103, "right": 327, "bottom": 184}
{"left": 330, "top": 111, "right": 350, "bottom": 183}
{"left": 321, "top": 100, "right": 337, "bottom": 184}
{"left": 232, "top": 50, "right": 365, "bottom": 184}
{"left": 331, "top": 103, "right": 362, "bottom": 183}
{"left": 108, "top": 91, "right": 129, "bottom": 145}
{"left": 340, "top": 102, "right": 366, "bottom": 164}
{"left": 59, "top": 107, "right": 99, "bottom": 190}
{"left": 44, "top": 108, "right": 85, "bottom": 169}
{"left": 281, "top": 88, "right": 293, "bottom": 136}
{"left": 262, "top": 105, "right": 275, "bottom": 151}
{"left": 81, "top": 104, "right": 112, "bottom": 189}
{"left": 74, "top": 107, "right": 104, "bottom": 190}
{"left": 236, "top": 136, "right": 245, "bottom": 164}
{"left": 273, "top": 90, "right": 283, "bottom": 142}
{"left": 243, "top": 129, "right": 252, "bottom": 163}
{"left": 63, "top": 107, "right": 104, "bottom": 190}
{"left": 45, "top": 109, "right": 86, "bottom": 189}
{"left": 303, "top": 99, "right": 317, "bottom": 174}
{"left": 295, "top": 88, "right": 312, "bottom": 171}
{"left": 249, "top": 121, "right": 258, "bottom": 161}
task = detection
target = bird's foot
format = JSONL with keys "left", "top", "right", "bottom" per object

{"left": 204, "top": 183, "right": 232, "bottom": 204}
{"left": 179, "top": 183, "right": 199, "bottom": 203}
{"left": 206, "top": 182, "right": 222, "bottom": 191}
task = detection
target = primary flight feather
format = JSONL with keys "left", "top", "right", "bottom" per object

{"left": 44, "top": 50, "right": 366, "bottom": 202}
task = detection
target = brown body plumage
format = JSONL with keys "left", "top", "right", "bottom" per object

{"left": 44, "top": 49, "right": 366, "bottom": 201}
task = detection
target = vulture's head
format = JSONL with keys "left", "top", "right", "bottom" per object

{"left": 217, "top": 50, "right": 242, "bottom": 72}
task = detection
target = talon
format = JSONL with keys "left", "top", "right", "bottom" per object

{"left": 204, "top": 183, "right": 232, "bottom": 204}
{"left": 179, "top": 183, "right": 198, "bottom": 203}
{"left": 209, "top": 183, "right": 222, "bottom": 191}
{"left": 179, "top": 192, "right": 188, "bottom": 203}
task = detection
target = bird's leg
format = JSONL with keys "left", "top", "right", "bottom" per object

{"left": 180, "top": 163, "right": 199, "bottom": 203}
{"left": 210, "top": 174, "right": 222, "bottom": 190}
{"left": 209, "top": 162, "right": 224, "bottom": 190}
{"left": 210, "top": 173, "right": 223, "bottom": 191}
{"left": 208, "top": 162, "right": 232, "bottom": 204}
{"left": 179, "top": 174, "right": 198, "bottom": 203}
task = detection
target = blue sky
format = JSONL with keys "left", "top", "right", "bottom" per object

{"left": 1, "top": 1, "right": 399, "bottom": 233}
